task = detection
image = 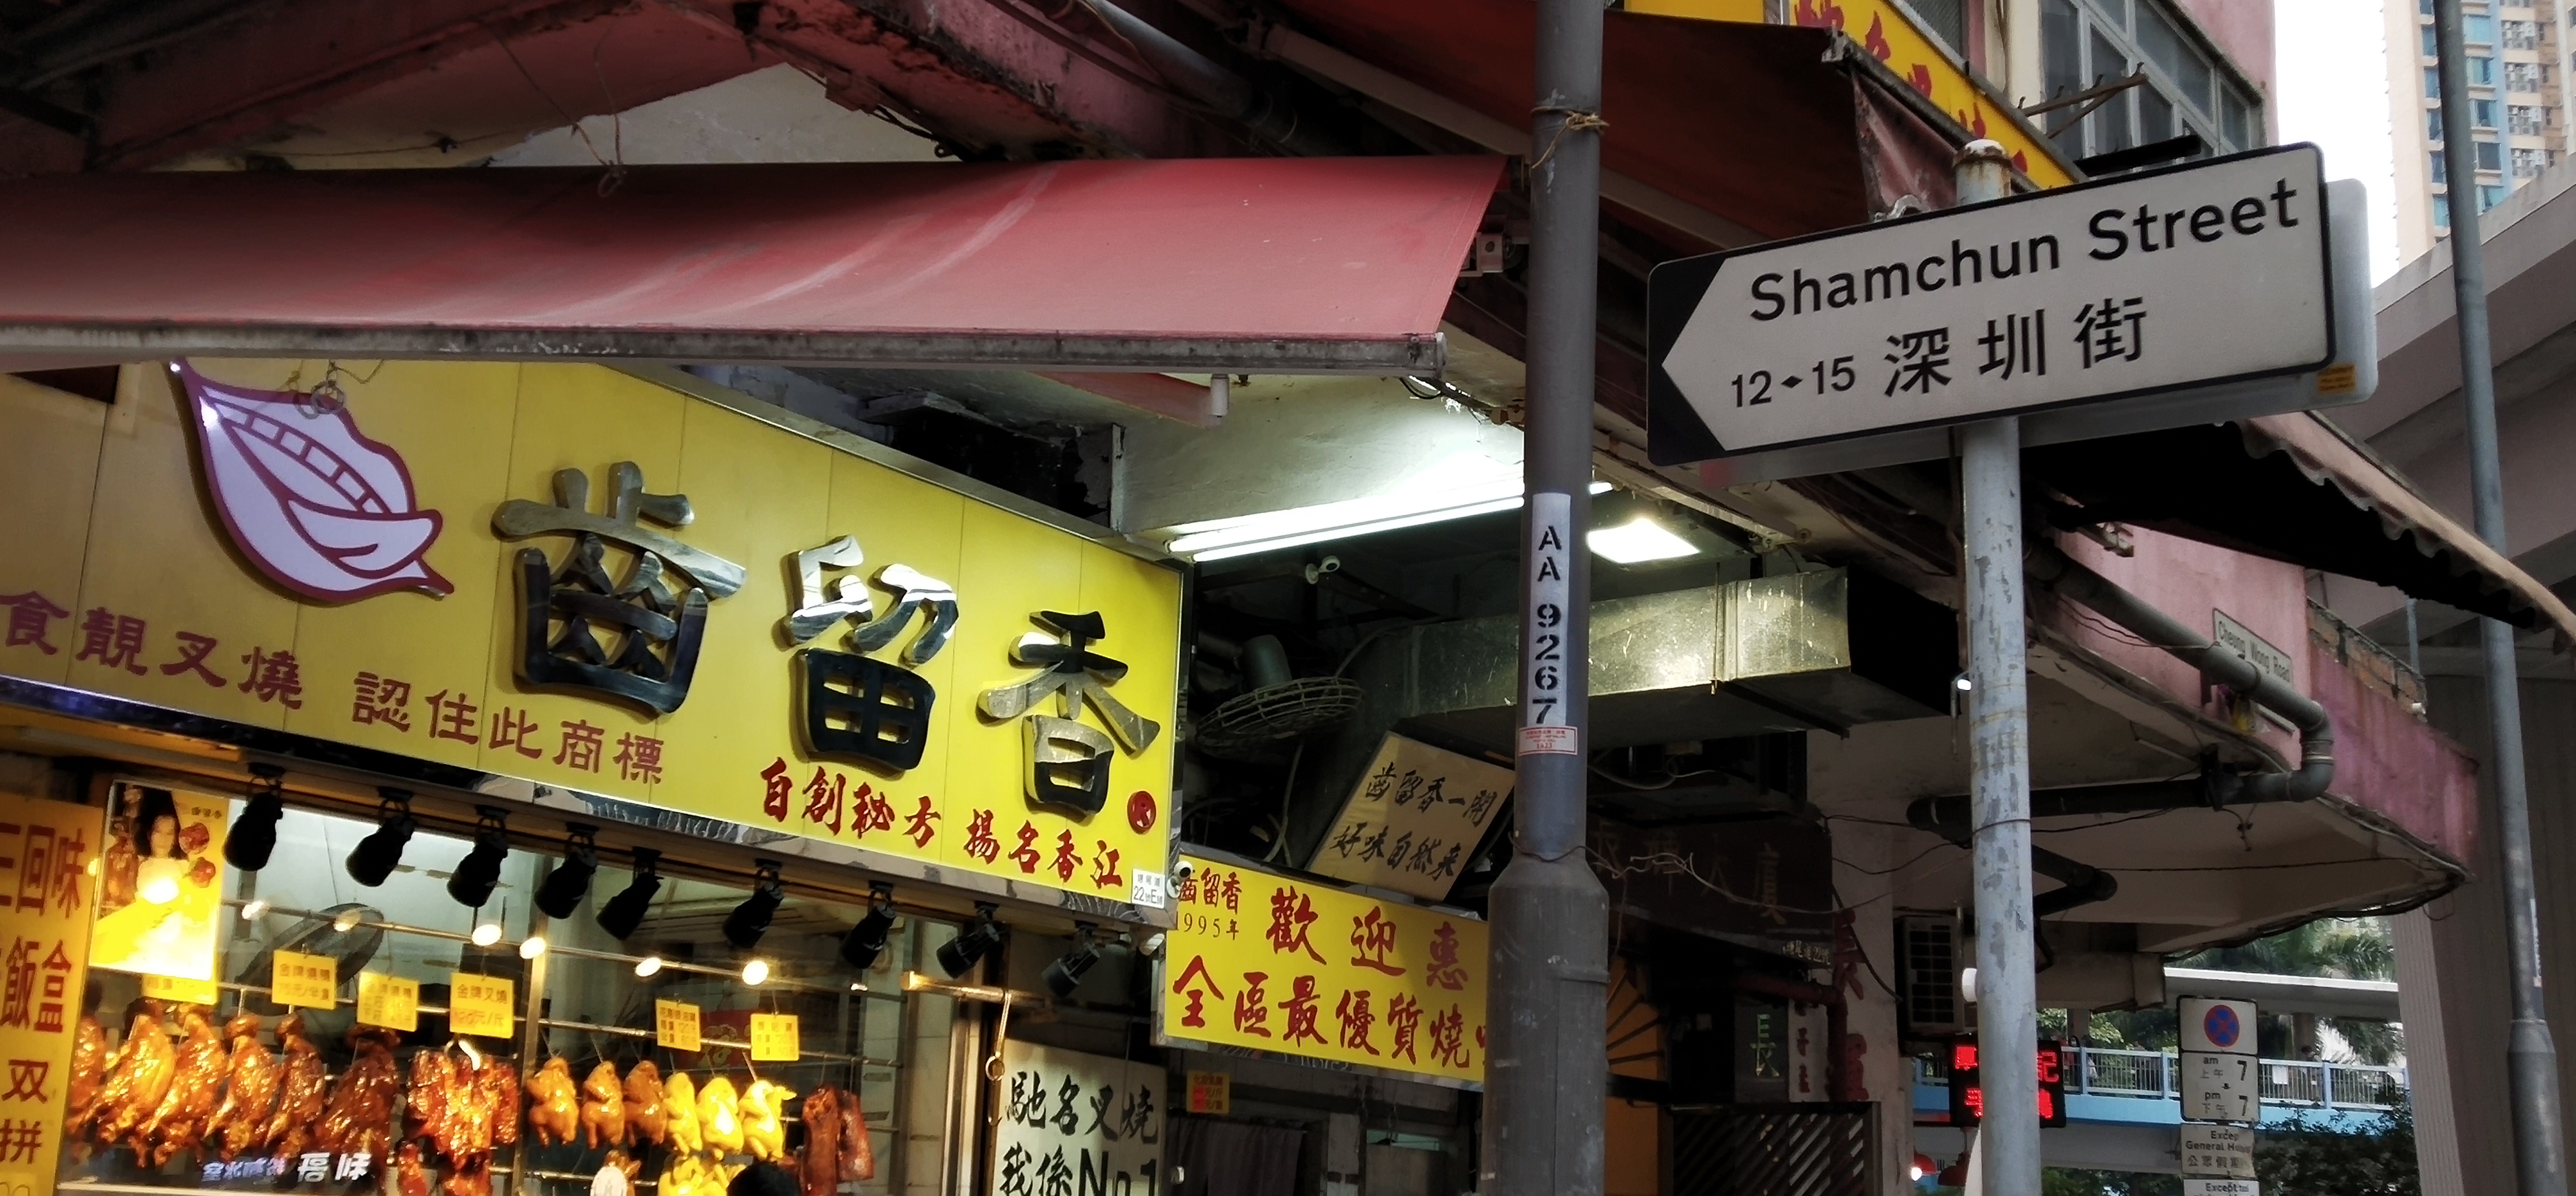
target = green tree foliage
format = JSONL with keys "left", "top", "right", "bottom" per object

{"left": 2258, "top": 1103, "right": 2421, "bottom": 1195}
{"left": 2178, "top": 917, "right": 2404, "bottom": 1064}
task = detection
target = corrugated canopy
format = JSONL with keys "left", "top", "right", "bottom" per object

{"left": 2028, "top": 413, "right": 2576, "bottom": 645}
{"left": 0, "top": 156, "right": 1503, "bottom": 376}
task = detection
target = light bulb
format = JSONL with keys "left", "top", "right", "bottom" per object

{"left": 241, "top": 899, "right": 270, "bottom": 921}
{"left": 141, "top": 877, "right": 180, "bottom": 905}
{"left": 470, "top": 922, "right": 502, "bottom": 947}
{"left": 634, "top": 956, "right": 663, "bottom": 978}
{"left": 334, "top": 909, "right": 365, "bottom": 933}
{"left": 518, "top": 935, "right": 548, "bottom": 960}
{"left": 741, "top": 958, "right": 770, "bottom": 986}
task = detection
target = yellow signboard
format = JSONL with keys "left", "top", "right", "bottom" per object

{"left": 140, "top": 974, "right": 217, "bottom": 1005}
{"left": 656, "top": 999, "right": 702, "bottom": 1052}
{"left": 1185, "top": 1071, "right": 1230, "bottom": 1116}
{"left": 749, "top": 1013, "right": 799, "bottom": 1062}
{"left": 0, "top": 792, "right": 101, "bottom": 1196}
{"left": 1309, "top": 734, "right": 1510, "bottom": 901}
{"left": 448, "top": 972, "right": 515, "bottom": 1039}
{"left": 90, "top": 783, "right": 226, "bottom": 983}
{"left": 1627, "top": 0, "right": 2076, "bottom": 188}
{"left": 0, "top": 361, "right": 1181, "bottom": 912}
{"left": 1162, "top": 854, "right": 1489, "bottom": 1083}
{"left": 270, "top": 949, "right": 337, "bottom": 1009}
{"left": 358, "top": 972, "right": 419, "bottom": 1032}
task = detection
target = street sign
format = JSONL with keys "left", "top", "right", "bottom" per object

{"left": 2179, "top": 1050, "right": 2260, "bottom": 1123}
{"left": 2180, "top": 1123, "right": 2258, "bottom": 1179}
{"left": 2181, "top": 997, "right": 2260, "bottom": 1055}
{"left": 2182, "top": 1181, "right": 2260, "bottom": 1196}
{"left": 1647, "top": 144, "right": 2340, "bottom": 466}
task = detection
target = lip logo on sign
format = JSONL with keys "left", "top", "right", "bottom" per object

{"left": 177, "top": 361, "right": 452, "bottom": 602}
{"left": 2202, "top": 1004, "right": 2242, "bottom": 1050}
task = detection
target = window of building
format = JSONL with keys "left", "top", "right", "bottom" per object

{"left": 2469, "top": 13, "right": 2497, "bottom": 44}
{"left": 2471, "top": 55, "right": 2498, "bottom": 84}
{"left": 2508, "top": 61, "right": 2545, "bottom": 91}
{"left": 2483, "top": 182, "right": 2508, "bottom": 210}
{"left": 2480, "top": 139, "right": 2505, "bottom": 171}
{"left": 2429, "top": 66, "right": 2445, "bottom": 98}
{"left": 2477, "top": 98, "right": 2501, "bottom": 126}
{"left": 1900, "top": 0, "right": 1969, "bottom": 59}
{"left": 2037, "top": 0, "right": 2265, "bottom": 164}
{"left": 2515, "top": 146, "right": 2548, "bottom": 176}
{"left": 2512, "top": 103, "right": 2547, "bottom": 134}
{"left": 2436, "top": 199, "right": 2451, "bottom": 229}
{"left": 2506, "top": 19, "right": 2541, "bottom": 49}
{"left": 2433, "top": 107, "right": 2448, "bottom": 141}
{"left": 2434, "top": 151, "right": 2450, "bottom": 184}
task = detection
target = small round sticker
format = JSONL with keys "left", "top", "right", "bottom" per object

{"left": 2202, "top": 1004, "right": 2242, "bottom": 1050}
{"left": 1126, "top": 790, "right": 1158, "bottom": 834}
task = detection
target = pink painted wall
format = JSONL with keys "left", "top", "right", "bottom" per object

{"left": 2171, "top": 0, "right": 2277, "bottom": 107}
{"left": 2044, "top": 526, "right": 2478, "bottom": 864}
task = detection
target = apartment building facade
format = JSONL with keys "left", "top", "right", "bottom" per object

{"left": 2387, "top": 0, "right": 2571, "bottom": 261}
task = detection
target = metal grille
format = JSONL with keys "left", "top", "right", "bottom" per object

{"left": 1897, "top": 914, "right": 1961, "bottom": 1036}
{"left": 1671, "top": 1103, "right": 1876, "bottom": 1196}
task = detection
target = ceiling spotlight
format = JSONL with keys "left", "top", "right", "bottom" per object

{"left": 470, "top": 921, "right": 502, "bottom": 947}
{"left": 839, "top": 883, "right": 897, "bottom": 972}
{"left": 344, "top": 790, "right": 417, "bottom": 887}
{"left": 595, "top": 848, "right": 663, "bottom": 941}
{"left": 937, "top": 903, "right": 1004, "bottom": 979}
{"left": 446, "top": 806, "right": 511, "bottom": 909}
{"left": 240, "top": 899, "right": 270, "bottom": 921}
{"left": 634, "top": 955, "right": 664, "bottom": 979}
{"left": 722, "top": 860, "right": 786, "bottom": 949}
{"left": 226, "top": 764, "right": 286, "bottom": 871}
{"left": 518, "top": 935, "right": 548, "bottom": 960}
{"left": 741, "top": 958, "right": 770, "bottom": 986}
{"left": 1042, "top": 923, "right": 1102, "bottom": 999}
{"left": 533, "top": 823, "right": 599, "bottom": 919}
{"left": 1589, "top": 516, "right": 1701, "bottom": 565}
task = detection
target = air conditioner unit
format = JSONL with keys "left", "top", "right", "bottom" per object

{"left": 1897, "top": 912, "right": 1965, "bottom": 1039}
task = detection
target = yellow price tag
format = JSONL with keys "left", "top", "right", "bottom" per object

{"left": 749, "top": 1013, "right": 799, "bottom": 1061}
{"left": 447, "top": 972, "right": 514, "bottom": 1039}
{"left": 141, "top": 973, "right": 217, "bottom": 1006}
{"left": 358, "top": 972, "right": 420, "bottom": 1032}
{"left": 270, "top": 950, "right": 337, "bottom": 1009}
{"left": 656, "top": 1000, "right": 702, "bottom": 1052}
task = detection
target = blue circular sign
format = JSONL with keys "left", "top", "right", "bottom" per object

{"left": 2203, "top": 1004, "right": 2242, "bottom": 1049}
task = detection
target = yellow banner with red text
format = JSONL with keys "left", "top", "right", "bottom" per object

{"left": 1160, "top": 854, "right": 1487, "bottom": 1084}
{"left": 0, "top": 362, "right": 1181, "bottom": 913}
{"left": 0, "top": 791, "right": 102, "bottom": 1196}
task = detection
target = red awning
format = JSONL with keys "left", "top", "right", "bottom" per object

{"left": 0, "top": 156, "right": 1502, "bottom": 376}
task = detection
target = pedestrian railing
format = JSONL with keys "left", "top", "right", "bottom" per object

{"left": 1917, "top": 1046, "right": 2406, "bottom": 1113}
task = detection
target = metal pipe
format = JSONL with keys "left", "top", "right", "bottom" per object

{"left": 1070, "top": 0, "right": 1350, "bottom": 157}
{"left": 1481, "top": 0, "right": 1609, "bottom": 1191}
{"left": 2025, "top": 544, "right": 2335, "bottom": 802}
{"left": 2434, "top": 1, "right": 2570, "bottom": 1190}
{"left": 1954, "top": 139, "right": 2039, "bottom": 1196}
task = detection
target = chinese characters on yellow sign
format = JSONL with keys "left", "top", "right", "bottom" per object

{"left": 1160, "top": 854, "right": 1488, "bottom": 1084}
{"left": 447, "top": 973, "right": 514, "bottom": 1039}
{"left": 0, "top": 361, "right": 1181, "bottom": 912}
{"left": 0, "top": 792, "right": 101, "bottom": 1196}
{"left": 1308, "top": 734, "right": 1509, "bottom": 901}
{"left": 749, "top": 1013, "right": 799, "bottom": 1062}
{"left": 269, "top": 950, "right": 336, "bottom": 1010}
{"left": 357, "top": 972, "right": 418, "bottom": 1032}
{"left": 656, "top": 1000, "right": 702, "bottom": 1052}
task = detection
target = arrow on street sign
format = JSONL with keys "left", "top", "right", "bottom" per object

{"left": 1646, "top": 144, "right": 2341, "bottom": 465}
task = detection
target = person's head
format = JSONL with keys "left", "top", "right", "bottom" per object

{"left": 132, "top": 788, "right": 183, "bottom": 858}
